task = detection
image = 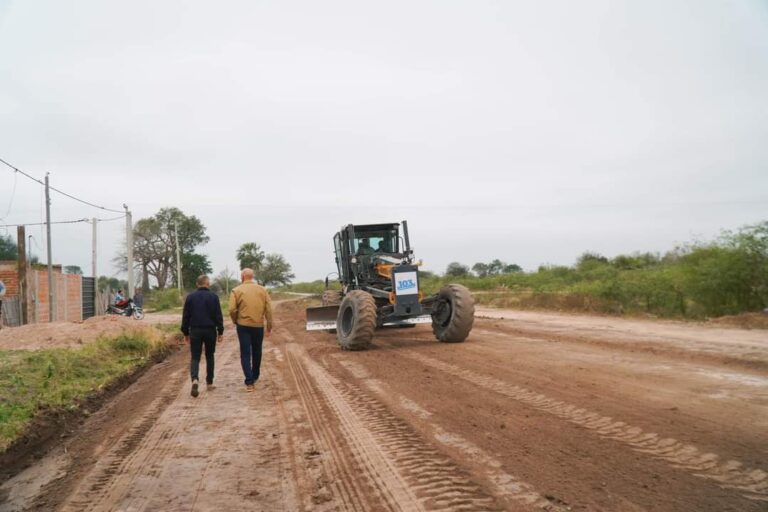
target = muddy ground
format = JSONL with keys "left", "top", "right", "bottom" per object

{"left": 1, "top": 301, "right": 766, "bottom": 511}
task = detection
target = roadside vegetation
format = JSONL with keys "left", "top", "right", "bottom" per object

{"left": 0, "top": 329, "right": 171, "bottom": 451}
{"left": 285, "top": 221, "right": 768, "bottom": 321}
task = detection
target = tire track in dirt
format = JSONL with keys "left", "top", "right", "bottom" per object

{"left": 396, "top": 348, "right": 768, "bottom": 502}
{"left": 286, "top": 345, "right": 378, "bottom": 511}
{"left": 61, "top": 338, "right": 238, "bottom": 512}
{"left": 59, "top": 366, "right": 189, "bottom": 512}
{"left": 289, "top": 344, "right": 502, "bottom": 511}
{"left": 331, "top": 358, "right": 568, "bottom": 512}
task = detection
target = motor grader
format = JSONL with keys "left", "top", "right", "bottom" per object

{"left": 306, "top": 221, "right": 474, "bottom": 350}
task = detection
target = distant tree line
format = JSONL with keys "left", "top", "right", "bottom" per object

{"left": 445, "top": 259, "right": 522, "bottom": 278}
{"left": 437, "top": 220, "right": 768, "bottom": 318}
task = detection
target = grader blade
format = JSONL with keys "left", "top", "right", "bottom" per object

{"left": 306, "top": 305, "right": 339, "bottom": 331}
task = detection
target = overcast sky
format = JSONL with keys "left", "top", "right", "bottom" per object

{"left": 1, "top": 0, "right": 767, "bottom": 282}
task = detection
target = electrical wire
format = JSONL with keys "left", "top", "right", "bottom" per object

{"left": 0, "top": 218, "right": 89, "bottom": 228}
{"left": 0, "top": 156, "right": 125, "bottom": 213}
{"left": 0, "top": 169, "right": 17, "bottom": 221}
{"left": 0, "top": 214, "right": 125, "bottom": 228}
{"left": 0, "top": 156, "right": 44, "bottom": 185}
{"left": 47, "top": 184, "right": 125, "bottom": 213}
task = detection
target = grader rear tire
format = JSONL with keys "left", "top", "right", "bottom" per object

{"left": 336, "top": 290, "right": 377, "bottom": 350}
{"left": 431, "top": 284, "right": 474, "bottom": 343}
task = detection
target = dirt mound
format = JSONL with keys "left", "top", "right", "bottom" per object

{"left": 0, "top": 316, "right": 153, "bottom": 351}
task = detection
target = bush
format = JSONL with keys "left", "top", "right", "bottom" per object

{"left": 145, "top": 289, "right": 183, "bottom": 311}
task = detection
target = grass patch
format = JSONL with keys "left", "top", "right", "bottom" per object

{"left": 144, "top": 289, "right": 183, "bottom": 312}
{"left": 277, "top": 280, "right": 341, "bottom": 295}
{"left": 0, "top": 330, "right": 170, "bottom": 452}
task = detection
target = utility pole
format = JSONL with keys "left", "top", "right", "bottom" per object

{"left": 174, "top": 221, "right": 183, "bottom": 294}
{"left": 92, "top": 218, "right": 97, "bottom": 279}
{"left": 92, "top": 217, "right": 98, "bottom": 313}
{"left": 17, "top": 226, "right": 27, "bottom": 325}
{"left": 44, "top": 173, "right": 54, "bottom": 322}
{"left": 124, "top": 205, "right": 134, "bottom": 299}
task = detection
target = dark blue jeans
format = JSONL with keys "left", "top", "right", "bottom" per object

{"left": 236, "top": 325, "right": 264, "bottom": 385}
{"left": 190, "top": 327, "right": 217, "bottom": 385}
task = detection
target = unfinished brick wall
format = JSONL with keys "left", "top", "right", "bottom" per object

{"left": 0, "top": 261, "right": 83, "bottom": 323}
{"left": 0, "top": 262, "right": 19, "bottom": 296}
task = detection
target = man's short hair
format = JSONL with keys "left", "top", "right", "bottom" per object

{"left": 196, "top": 275, "right": 210, "bottom": 287}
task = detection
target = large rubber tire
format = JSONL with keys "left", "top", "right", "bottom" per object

{"left": 321, "top": 290, "right": 343, "bottom": 306}
{"left": 336, "top": 290, "right": 377, "bottom": 350}
{"left": 431, "top": 284, "right": 474, "bottom": 343}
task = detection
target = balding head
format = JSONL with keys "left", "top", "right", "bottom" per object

{"left": 241, "top": 268, "right": 255, "bottom": 282}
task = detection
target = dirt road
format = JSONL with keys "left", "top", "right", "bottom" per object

{"left": 2, "top": 301, "right": 766, "bottom": 511}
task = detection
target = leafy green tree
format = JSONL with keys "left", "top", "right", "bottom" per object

{"left": 236, "top": 243, "right": 265, "bottom": 272}
{"left": 98, "top": 276, "right": 128, "bottom": 292}
{"left": 503, "top": 263, "right": 523, "bottom": 273}
{"left": 487, "top": 259, "right": 506, "bottom": 275}
{"left": 123, "top": 207, "right": 209, "bottom": 289}
{"left": 576, "top": 252, "right": 609, "bottom": 271}
{"left": 259, "top": 253, "right": 295, "bottom": 287}
{"left": 181, "top": 253, "right": 213, "bottom": 290}
{"left": 64, "top": 265, "right": 83, "bottom": 275}
{"left": 445, "top": 262, "right": 469, "bottom": 277}
{"left": 0, "top": 234, "right": 16, "bottom": 260}
{"left": 611, "top": 252, "right": 661, "bottom": 270}
{"left": 472, "top": 262, "right": 489, "bottom": 277}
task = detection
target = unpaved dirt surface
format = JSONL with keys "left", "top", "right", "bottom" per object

{"left": 0, "top": 316, "right": 162, "bottom": 350}
{"left": 2, "top": 301, "right": 767, "bottom": 511}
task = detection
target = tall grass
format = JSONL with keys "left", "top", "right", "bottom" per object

{"left": 0, "top": 330, "right": 170, "bottom": 451}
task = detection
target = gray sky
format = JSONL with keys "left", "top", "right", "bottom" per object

{"left": 1, "top": 0, "right": 767, "bottom": 282}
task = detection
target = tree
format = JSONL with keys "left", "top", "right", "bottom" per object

{"left": 576, "top": 252, "right": 609, "bottom": 271}
{"left": 0, "top": 234, "right": 16, "bottom": 260}
{"left": 181, "top": 253, "right": 212, "bottom": 290}
{"left": 259, "top": 253, "right": 295, "bottom": 287}
{"left": 98, "top": 276, "right": 128, "bottom": 292}
{"left": 473, "top": 260, "right": 521, "bottom": 277}
{"left": 487, "top": 259, "right": 506, "bottom": 275}
{"left": 236, "top": 243, "right": 265, "bottom": 271}
{"left": 472, "top": 262, "right": 489, "bottom": 277}
{"left": 211, "top": 268, "right": 238, "bottom": 296}
{"left": 64, "top": 265, "right": 83, "bottom": 275}
{"left": 127, "top": 207, "right": 209, "bottom": 289}
{"left": 445, "top": 262, "right": 470, "bottom": 277}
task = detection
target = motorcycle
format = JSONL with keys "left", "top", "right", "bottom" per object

{"left": 107, "top": 298, "right": 145, "bottom": 320}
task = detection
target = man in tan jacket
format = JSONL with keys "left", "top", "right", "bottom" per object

{"left": 229, "top": 268, "right": 273, "bottom": 391}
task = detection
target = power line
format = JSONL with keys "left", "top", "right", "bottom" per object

{"left": 47, "top": 183, "right": 124, "bottom": 213}
{"left": 0, "top": 169, "right": 17, "bottom": 221}
{"left": 0, "top": 218, "right": 89, "bottom": 228}
{"left": 0, "top": 156, "right": 124, "bottom": 213}
{"left": 0, "top": 156, "right": 44, "bottom": 185}
{"left": 0, "top": 214, "right": 125, "bottom": 228}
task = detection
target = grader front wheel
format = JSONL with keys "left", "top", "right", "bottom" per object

{"left": 336, "top": 290, "right": 377, "bottom": 350}
{"left": 431, "top": 284, "right": 474, "bottom": 343}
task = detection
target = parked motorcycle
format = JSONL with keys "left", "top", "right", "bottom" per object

{"left": 107, "top": 298, "right": 145, "bottom": 320}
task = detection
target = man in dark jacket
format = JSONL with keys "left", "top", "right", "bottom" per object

{"left": 181, "top": 275, "right": 224, "bottom": 397}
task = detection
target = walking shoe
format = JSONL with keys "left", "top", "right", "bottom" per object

{"left": 191, "top": 379, "right": 199, "bottom": 398}
{"left": 246, "top": 384, "right": 255, "bottom": 393}
{"left": 207, "top": 383, "right": 216, "bottom": 391}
